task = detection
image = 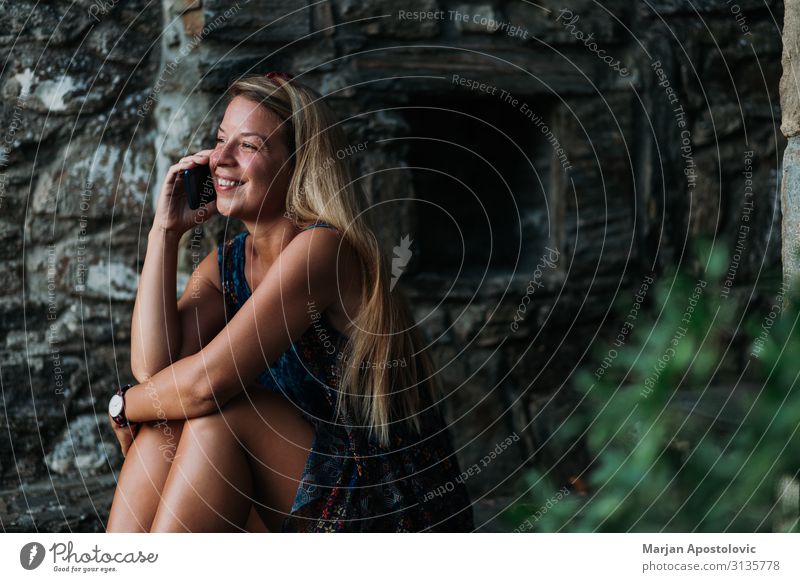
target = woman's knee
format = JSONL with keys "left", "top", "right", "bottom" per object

{"left": 108, "top": 421, "right": 185, "bottom": 532}
{"left": 180, "top": 411, "right": 234, "bottom": 446}
{"left": 178, "top": 390, "right": 313, "bottom": 456}
{"left": 132, "top": 419, "right": 184, "bottom": 462}
{"left": 224, "top": 390, "right": 314, "bottom": 451}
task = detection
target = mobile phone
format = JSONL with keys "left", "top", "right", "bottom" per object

{"left": 183, "top": 164, "right": 216, "bottom": 210}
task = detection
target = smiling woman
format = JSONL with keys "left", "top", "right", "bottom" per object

{"left": 105, "top": 73, "right": 474, "bottom": 533}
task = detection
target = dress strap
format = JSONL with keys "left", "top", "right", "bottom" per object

{"left": 302, "top": 221, "right": 335, "bottom": 231}
{"left": 217, "top": 232, "right": 249, "bottom": 313}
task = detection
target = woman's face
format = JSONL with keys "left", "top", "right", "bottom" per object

{"left": 209, "top": 95, "right": 294, "bottom": 220}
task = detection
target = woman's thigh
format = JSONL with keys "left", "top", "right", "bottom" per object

{"left": 218, "top": 389, "right": 316, "bottom": 532}
{"left": 106, "top": 419, "right": 184, "bottom": 532}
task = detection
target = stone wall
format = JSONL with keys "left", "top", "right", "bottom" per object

{"left": 1, "top": 0, "right": 162, "bottom": 531}
{"left": 782, "top": 0, "right": 800, "bottom": 276}
{"left": 0, "top": 0, "right": 786, "bottom": 531}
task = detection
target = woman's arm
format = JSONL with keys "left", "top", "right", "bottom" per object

{"left": 129, "top": 228, "right": 183, "bottom": 381}
{"left": 130, "top": 150, "right": 219, "bottom": 381}
{"left": 130, "top": 230, "right": 228, "bottom": 381}
{"left": 124, "top": 227, "right": 350, "bottom": 422}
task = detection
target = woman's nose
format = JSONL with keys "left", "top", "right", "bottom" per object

{"left": 211, "top": 141, "right": 236, "bottom": 167}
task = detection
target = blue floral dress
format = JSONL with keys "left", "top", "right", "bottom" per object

{"left": 217, "top": 223, "right": 474, "bottom": 532}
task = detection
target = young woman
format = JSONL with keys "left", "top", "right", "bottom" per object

{"left": 105, "top": 72, "right": 474, "bottom": 532}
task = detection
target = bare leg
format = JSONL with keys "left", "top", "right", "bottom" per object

{"left": 107, "top": 419, "right": 268, "bottom": 532}
{"left": 150, "top": 390, "right": 314, "bottom": 533}
{"left": 245, "top": 506, "right": 270, "bottom": 532}
{"left": 106, "top": 419, "right": 183, "bottom": 532}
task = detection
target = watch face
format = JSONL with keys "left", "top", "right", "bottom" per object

{"left": 109, "top": 394, "right": 124, "bottom": 417}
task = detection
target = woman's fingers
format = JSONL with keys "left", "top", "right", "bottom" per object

{"left": 188, "top": 199, "right": 218, "bottom": 227}
{"left": 153, "top": 149, "right": 217, "bottom": 234}
{"left": 170, "top": 154, "right": 208, "bottom": 172}
{"left": 109, "top": 415, "right": 139, "bottom": 450}
{"left": 181, "top": 152, "right": 212, "bottom": 166}
{"left": 167, "top": 151, "right": 213, "bottom": 179}
{"left": 122, "top": 424, "right": 141, "bottom": 457}
{"left": 168, "top": 158, "right": 209, "bottom": 182}
{"left": 118, "top": 427, "right": 138, "bottom": 457}
{"left": 197, "top": 198, "right": 218, "bottom": 220}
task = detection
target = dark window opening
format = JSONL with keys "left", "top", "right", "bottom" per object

{"left": 403, "top": 96, "right": 554, "bottom": 280}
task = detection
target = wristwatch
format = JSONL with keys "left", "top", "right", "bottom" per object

{"left": 109, "top": 383, "right": 134, "bottom": 427}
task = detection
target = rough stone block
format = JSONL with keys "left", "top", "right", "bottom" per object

{"left": 0, "top": 219, "right": 24, "bottom": 259}
{"left": 526, "top": 0, "right": 631, "bottom": 44}
{"left": 1, "top": 54, "right": 128, "bottom": 116}
{"left": 451, "top": 3, "right": 510, "bottom": 35}
{"left": 182, "top": 7, "right": 206, "bottom": 39}
{"left": 0, "top": 1, "right": 94, "bottom": 46}
{"left": 30, "top": 137, "right": 153, "bottom": 219}
{"left": 201, "top": 0, "right": 311, "bottom": 44}
{"left": 0, "top": 258, "right": 23, "bottom": 302}
{"left": 646, "top": 0, "right": 771, "bottom": 15}
{"left": 782, "top": 0, "right": 800, "bottom": 138}
{"left": 0, "top": 473, "right": 117, "bottom": 532}
{"left": 44, "top": 414, "right": 121, "bottom": 476}
{"left": 83, "top": 6, "right": 163, "bottom": 66}
{"left": 336, "top": 0, "right": 442, "bottom": 39}
{"left": 171, "top": 0, "right": 203, "bottom": 15}
{"left": 781, "top": 138, "right": 800, "bottom": 276}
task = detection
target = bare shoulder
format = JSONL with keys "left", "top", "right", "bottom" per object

{"left": 281, "top": 226, "right": 362, "bottom": 330}
{"left": 282, "top": 226, "right": 360, "bottom": 277}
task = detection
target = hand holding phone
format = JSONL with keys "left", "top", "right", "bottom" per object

{"left": 152, "top": 150, "right": 218, "bottom": 235}
{"left": 184, "top": 164, "right": 216, "bottom": 210}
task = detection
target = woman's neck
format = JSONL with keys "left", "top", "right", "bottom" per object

{"left": 242, "top": 215, "right": 301, "bottom": 267}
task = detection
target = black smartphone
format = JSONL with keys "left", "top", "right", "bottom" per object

{"left": 183, "top": 164, "right": 216, "bottom": 210}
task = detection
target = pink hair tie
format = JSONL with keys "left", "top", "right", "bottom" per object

{"left": 264, "top": 71, "right": 294, "bottom": 82}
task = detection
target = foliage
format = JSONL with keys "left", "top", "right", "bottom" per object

{"left": 504, "top": 247, "right": 800, "bottom": 532}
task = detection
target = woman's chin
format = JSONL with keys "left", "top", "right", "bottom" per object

{"left": 214, "top": 195, "right": 238, "bottom": 217}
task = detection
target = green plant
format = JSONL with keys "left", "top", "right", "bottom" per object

{"left": 504, "top": 248, "right": 800, "bottom": 532}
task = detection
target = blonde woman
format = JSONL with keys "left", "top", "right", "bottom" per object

{"left": 105, "top": 72, "right": 474, "bottom": 532}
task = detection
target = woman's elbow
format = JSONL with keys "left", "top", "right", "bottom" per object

{"left": 130, "top": 362, "right": 153, "bottom": 384}
{"left": 130, "top": 355, "right": 171, "bottom": 383}
{"left": 184, "top": 361, "right": 226, "bottom": 417}
{"left": 189, "top": 388, "right": 219, "bottom": 417}
{"left": 191, "top": 375, "right": 244, "bottom": 417}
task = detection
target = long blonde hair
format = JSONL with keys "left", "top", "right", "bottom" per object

{"left": 225, "top": 74, "right": 440, "bottom": 445}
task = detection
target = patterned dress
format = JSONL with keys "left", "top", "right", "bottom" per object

{"left": 217, "top": 223, "right": 474, "bottom": 532}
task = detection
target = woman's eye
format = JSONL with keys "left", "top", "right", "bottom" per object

{"left": 215, "top": 138, "right": 258, "bottom": 151}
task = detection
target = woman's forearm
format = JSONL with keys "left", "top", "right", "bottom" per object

{"left": 125, "top": 353, "right": 212, "bottom": 422}
{"left": 130, "top": 227, "right": 184, "bottom": 381}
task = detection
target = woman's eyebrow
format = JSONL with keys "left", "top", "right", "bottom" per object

{"left": 216, "top": 126, "right": 268, "bottom": 140}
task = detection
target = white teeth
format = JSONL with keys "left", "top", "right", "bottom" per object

{"left": 218, "top": 178, "right": 242, "bottom": 187}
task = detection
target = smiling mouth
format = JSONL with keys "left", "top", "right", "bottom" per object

{"left": 215, "top": 177, "right": 245, "bottom": 190}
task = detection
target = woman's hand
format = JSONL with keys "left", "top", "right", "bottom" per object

{"left": 152, "top": 149, "right": 218, "bottom": 236}
{"left": 109, "top": 416, "right": 141, "bottom": 458}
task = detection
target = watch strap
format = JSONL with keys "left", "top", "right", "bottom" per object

{"left": 110, "top": 383, "right": 133, "bottom": 428}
